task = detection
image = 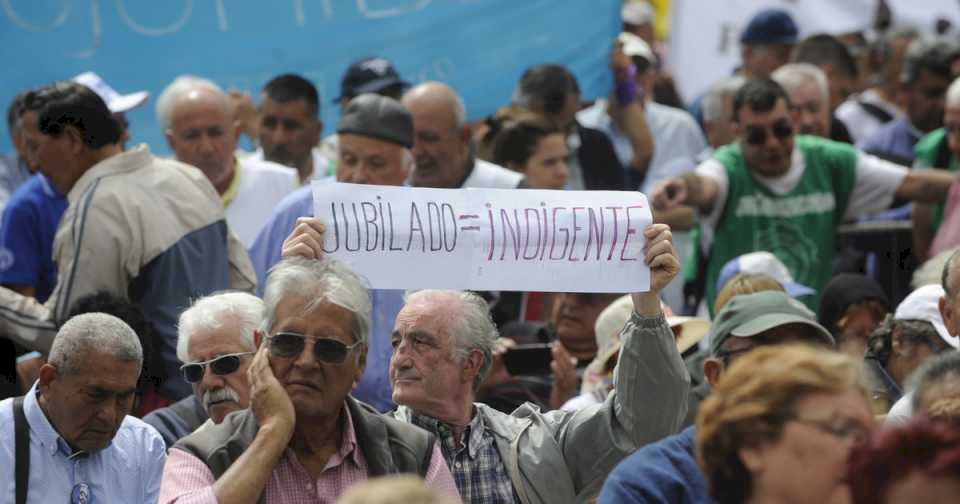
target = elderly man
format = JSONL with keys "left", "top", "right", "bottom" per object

{"left": 0, "top": 313, "right": 166, "bottom": 502}
{"left": 158, "top": 75, "right": 298, "bottom": 246}
{"left": 144, "top": 292, "right": 261, "bottom": 448}
{"left": 772, "top": 63, "right": 832, "bottom": 138}
{"left": 158, "top": 258, "right": 458, "bottom": 503}
{"left": 0, "top": 81, "right": 255, "bottom": 401}
{"left": 402, "top": 81, "right": 522, "bottom": 189}
{"left": 598, "top": 290, "right": 835, "bottom": 503}
{"left": 282, "top": 219, "right": 690, "bottom": 502}
{"left": 913, "top": 77, "right": 960, "bottom": 260}
{"left": 653, "top": 79, "right": 957, "bottom": 312}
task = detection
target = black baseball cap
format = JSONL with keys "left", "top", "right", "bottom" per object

{"left": 333, "top": 57, "right": 410, "bottom": 103}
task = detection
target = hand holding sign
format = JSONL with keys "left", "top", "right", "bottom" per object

{"left": 282, "top": 217, "right": 326, "bottom": 260}
{"left": 632, "top": 224, "right": 679, "bottom": 317}
{"left": 311, "top": 183, "right": 654, "bottom": 293}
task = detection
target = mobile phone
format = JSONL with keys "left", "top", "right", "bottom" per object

{"left": 503, "top": 343, "right": 553, "bottom": 376}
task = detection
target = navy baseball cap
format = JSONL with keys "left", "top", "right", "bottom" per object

{"left": 333, "top": 57, "right": 409, "bottom": 103}
{"left": 740, "top": 8, "right": 799, "bottom": 45}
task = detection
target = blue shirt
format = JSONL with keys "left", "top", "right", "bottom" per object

{"left": 0, "top": 173, "right": 68, "bottom": 302}
{"left": 0, "top": 153, "right": 32, "bottom": 217}
{"left": 598, "top": 426, "right": 715, "bottom": 504}
{"left": 858, "top": 117, "right": 922, "bottom": 165}
{"left": 0, "top": 384, "right": 167, "bottom": 504}
{"left": 249, "top": 180, "right": 399, "bottom": 412}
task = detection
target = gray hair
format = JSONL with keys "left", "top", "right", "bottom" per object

{"left": 262, "top": 257, "right": 372, "bottom": 347}
{"left": 49, "top": 313, "right": 143, "bottom": 376}
{"left": 866, "top": 315, "right": 941, "bottom": 366}
{"left": 908, "top": 350, "right": 960, "bottom": 412}
{"left": 947, "top": 76, "right": 960, "bottom": 109}
{"left": 404, "top": 289, "right": 498, "bottom": 391}
{"left": 156, "top": 75, "right": 226, "bottom": 130}
{"left": 772, "top": 63, "right": 829, "bottom": 106}
{"left": 702, "top": 75, "right": 746, "bottom": 123}
{"left": 176, "top": 291, "right": 262, "bottom": 362}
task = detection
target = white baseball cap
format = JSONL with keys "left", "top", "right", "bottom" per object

{"left": 895, "top": 284, "right": 958, "bottom": 349}
{"left": 72, "top": 72, "right": 149, "bottom": 113}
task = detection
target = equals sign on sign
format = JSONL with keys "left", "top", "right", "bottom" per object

{"left": 459, "top": 214, "right": 480, "bottom": 231}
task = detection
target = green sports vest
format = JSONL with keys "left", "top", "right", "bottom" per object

{"left": 704, "top": 136, "right": 858, "bottom": 313}
{"left": 913, "top": 128, "right": 959, "bottom": 234}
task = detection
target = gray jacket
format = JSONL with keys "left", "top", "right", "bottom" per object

{"left": 394, "top": 312, "right": 689, "bottom": 504}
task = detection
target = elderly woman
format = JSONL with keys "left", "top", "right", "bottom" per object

{"left": 696, "top": 345, "right": 874, "bottom": 504}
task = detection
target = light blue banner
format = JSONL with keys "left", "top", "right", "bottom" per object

{"left": 0, "top": 0, "right": 619, "bottom": 155}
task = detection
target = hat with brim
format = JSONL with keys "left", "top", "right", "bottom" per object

{"left": 669, "top": 316, "right": 711, "bottom": 354}
{"left": 72, "top": 72, "right": 149, "bottom": 113}
{"left": 710, "top": 290, "right": 835, "bottom": 356}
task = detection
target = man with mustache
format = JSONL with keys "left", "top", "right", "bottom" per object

{"left": 159, "top": 258, "right": 458, "bottom": 503}
{"left": 0, "top": 313, "right": 166, "bottom": 503}
{"left": 144, "top": 292, "right": 262, "bottom": 448}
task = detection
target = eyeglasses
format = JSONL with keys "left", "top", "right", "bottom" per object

{"left": 790, "top": 415, "right": 870, "bottom": 445}
{"left": 744, "top": 119, "right": 793, "bottom": 145}
{"left": 268, "top": 332, "right": 362, "bottom": 364}
{"left": 180, "top": 352, "right": 254, "bottom": 383}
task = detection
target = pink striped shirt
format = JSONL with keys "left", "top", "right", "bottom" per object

{"left": 158, "top": 406, "right": 460, "bottom": 503}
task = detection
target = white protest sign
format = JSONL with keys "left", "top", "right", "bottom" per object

{"left": 312, "top": 182, "right": 652, "bottom": 293}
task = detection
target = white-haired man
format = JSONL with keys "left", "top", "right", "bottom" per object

{"left": 157, "top": 75, "right": 298, "bottom": 246}
{"left": 772, "top": 63, "right": 832, "bottom": 138}
{"left": 282, "top": 219, "right": 690, "bottom": 503}
{"left": 159, "top": 258, "right": 459, "bottom": 503}
{"left": 144, "top": 292, "right": 261, "bottom": 448}
{"left": 0, "top": 313, "right": 166, "bottom": 502}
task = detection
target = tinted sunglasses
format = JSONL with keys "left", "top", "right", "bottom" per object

{"left": 180, "top": 352, "right": 254, "bottom": 383}
{"left": 744, "top": 119, "right": 793, "bottom": 145}
{"left": 268, "top": 332, "right": 362, "bottom": 364}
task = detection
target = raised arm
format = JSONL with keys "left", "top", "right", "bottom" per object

{"left": 895, "top": 169, "right": 957, "bottom": 203}
{"left": 558, "top": 223, "right": 690, "bottom": 495}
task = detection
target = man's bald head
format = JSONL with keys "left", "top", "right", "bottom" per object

{"left": 401, "top": 82, "right": 472, "bottom": 188}
{"left": 158, "top": 76, "right": 239, "bottom": 191}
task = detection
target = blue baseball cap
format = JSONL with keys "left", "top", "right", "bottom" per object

{"left": 740, "top": 8, "right": 798, "bottom": 45}
{"left": 717, "top": 251, "right": 816, "bottom": 300}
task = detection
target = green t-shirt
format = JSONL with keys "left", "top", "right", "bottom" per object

{"left": 704, "top": 136, "right": 858, "bottom": 313}
{"left": 913, "top": 128, "right": 959, "bottom": 234}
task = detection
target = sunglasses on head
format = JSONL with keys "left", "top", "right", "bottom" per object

{"left": 744, "top": 119, "right": 793, "bottom": 145}
{"left": 268, "top": 332, "right": 362, "bottom": 364}
{"left": 180, "top": 352, "right": 254, "bottom": 383}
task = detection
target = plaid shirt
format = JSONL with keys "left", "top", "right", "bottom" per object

{"left": 410, "top": 411, "right": 517, "bottom": 504}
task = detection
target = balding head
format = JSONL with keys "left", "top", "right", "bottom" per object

{"left": 158, "top": 76, "right": 239, "bottom": 191}
{"left": 401, "top": 82, "right": 472, "bottom": 188}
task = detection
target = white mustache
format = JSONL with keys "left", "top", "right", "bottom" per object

{"left": 202, "top": 386, "right": 240, "bottom": 411}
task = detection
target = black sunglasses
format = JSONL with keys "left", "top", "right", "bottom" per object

{"left": 744, "top": 119, "right": 793, "bottom": 145}
{"left": 268, "top": 332, "right": 362, "bottom": 364}
{"left": 180, "top": 352, "right": 254, "bottom": 383}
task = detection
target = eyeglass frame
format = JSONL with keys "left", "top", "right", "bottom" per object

{"left": 788, "top": 414, "right": 871, "bottom": 445}
{"left": 267, "top": 332, "right": 364, "bottom": 364}
{"left": 179, "top": 352, "right": 254, "bottom": 383}
{"left": 742, "top": 118, "right": 794, "bottom": 145}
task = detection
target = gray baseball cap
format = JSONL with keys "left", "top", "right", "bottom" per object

{"left": 337, "top": 93, "right": 414, "bottom": 148}
{"left": 710, "top": 291, "right": 834, "bottom": 356}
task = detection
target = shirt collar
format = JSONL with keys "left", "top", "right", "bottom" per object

{"left": 220, "top": 157, "right": 243, "bottom": 207}
{"left": 23, "top": 382, "right": 84, "bottom": 458}
{"left": 339, "top": 402, "right": 361, "bottom": 466}
{"left": 68, "top": 144, "right": 152, "bottom": 205}
{"left": 408, "top": 408, "right": 486, "bottom": 459}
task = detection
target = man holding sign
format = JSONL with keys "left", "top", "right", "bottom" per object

{"left": 282, "top": 216, "right": 689, "bottom": 503}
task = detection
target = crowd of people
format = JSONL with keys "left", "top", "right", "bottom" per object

{"left": 1, "top": 1, "right": 960, "bottom": 503}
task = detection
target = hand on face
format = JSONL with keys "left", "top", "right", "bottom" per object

{"left": 247, "top": 343, "right": 295, "bottom": 439}
{"left": 281, "top": 217, "right": 326, "bottom": 260}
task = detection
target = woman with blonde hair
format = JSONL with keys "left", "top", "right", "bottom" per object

{"left": 696, "top": 344, "right": 874, "bottom": 504}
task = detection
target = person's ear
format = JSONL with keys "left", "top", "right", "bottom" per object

{"left": 254, "top": 329, "right": 265, "bottom": 348}
{"left": 64, "top": 126, "right": 84, "bottom": 153}
{"left": 165, "top": 129, "right": 178, "bottom": 151}
{"left": 37, "top": 363, "right": 59, "bottom": 395}
{"left": 738, "top": 443, "right": 768, "bottom": 475}
{"left": 940, "top": 296, "right": 957, "bottom": 336}
{"left": 704, "top": 357, "right": 725, "bottom": 387}
{"left": 891, "top": 327, "right": 912, "bottom": 357}
{"left": 352, "top": 347, "right": 368, "bottom": 388}
{"left": 461, "top": 349, "right": 484, "bottom": 386}
{"left": 310, "top": 119, "right": 323, "bottom": 147}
